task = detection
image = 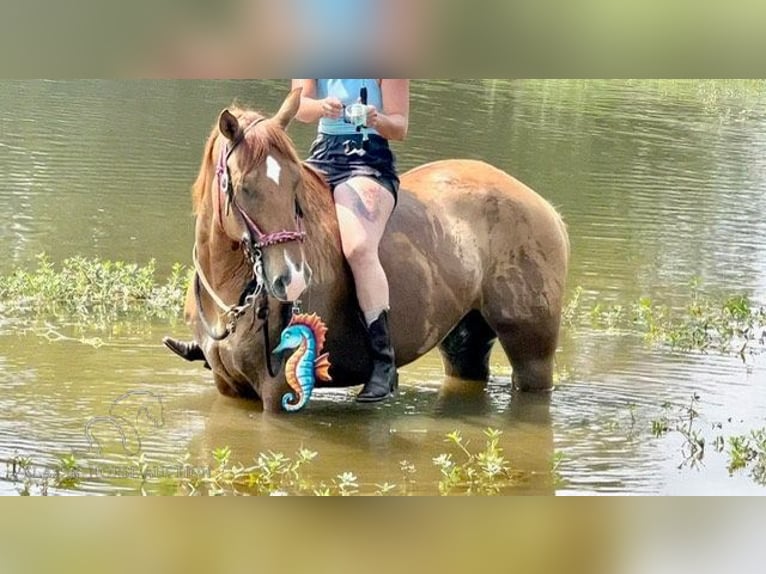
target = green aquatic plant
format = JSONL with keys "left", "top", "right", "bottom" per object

{"left": 550, "top": 451, "right": 566, "bottom": 487}
{"left": 561, "top": 286, "right": 583, "bottom": 327}
{"left": 176, "top": 445, "right": 325, "bottom": 496}
{"left": 2, "top": 428, "right": 536, "bottom": 496}
{"left": 646, "top": 395, "right": 766, "bottom": 487}
{"left": 563, "top": 281, "right": 766, "bottom": 357}
{"left": 398, "top": 459, "right": 417, "bottom": 495}
{"left": 651, "top": 416, "right": 670, "bottom": 438}
{"left": 182, "top": 430, "right": 518, "bottom": 496}
{"left": 3, "top": 452, "right": 81, "bottom": 495}
{"left": 432, "top": 429, "right": 515, "bottom": 495}
{"left": 728, "top": 435, "right": 751, "bottom": 473}
{"left": 648, "top": 394, "right": 706, "bottom": 469}
{"left": 3, "top": 256, "right": 763, "bottom": 358}
{"left": 0, "top": 253, "right": 188, "bottom": 323}
{"left": 726, "top": 429, "right": 766, "bottom": 485}
{"left": 56, "top": 453, "right": 81, "bottom": 490}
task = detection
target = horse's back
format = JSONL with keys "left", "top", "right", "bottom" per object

{"left": 401, "top": 158, "right": 515, "bottom": 191}
{"left": 397, "top": 158, "right": 568, "bottom": 265}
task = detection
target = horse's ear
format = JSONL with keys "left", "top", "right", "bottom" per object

{"left": 218, "top": 109, "right": 241, "bottom": 142}
{"left": 273, "top": 87, "right": 302, "bottom": 130}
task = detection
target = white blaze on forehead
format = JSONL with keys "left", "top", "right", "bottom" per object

{"left": 283, "top": 250, "right": 308, "bottom": 302}
{"left": 266, "top": 155, "right": 282, "bottom": 185}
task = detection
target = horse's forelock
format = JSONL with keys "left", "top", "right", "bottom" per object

{"left": 239, "top": 119, "right": 302, "bottom": 175}
{"left": 220, "top": 106, "right": 299, "bottom": 174}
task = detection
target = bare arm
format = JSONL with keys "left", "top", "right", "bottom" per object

{"left": 291, "top": 79, "right": 342, "bottom": 123}
{"left": 368, "top": 79, "right": 409, "bottom": 141}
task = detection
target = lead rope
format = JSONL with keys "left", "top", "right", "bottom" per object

{"left": 192, "top": 243, "right": 263, "bottom": 341}
{"left": 194, "top": 243, "right": 285, "bottom": 378}
{"left": 194, "top": 273, "right": 232, "bottom": 341}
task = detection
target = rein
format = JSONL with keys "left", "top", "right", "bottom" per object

{"left": 192, "top": 116, "right": 306, "bottom": 377}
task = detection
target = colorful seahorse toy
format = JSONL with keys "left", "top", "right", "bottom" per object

{"left": 273, "top": 313, "right": 332, "bottom": 412}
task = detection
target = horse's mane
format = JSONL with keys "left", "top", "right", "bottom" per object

{"left": 191, "top": 105, "right": 304, "bottom": 215}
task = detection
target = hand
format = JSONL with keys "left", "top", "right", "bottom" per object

{"left": 364, "top": 105, "right": 379, "bottom": 128}
{"left": 321, "top": 97, "right": 343, "bottom": 119}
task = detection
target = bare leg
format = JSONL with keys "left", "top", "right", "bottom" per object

{"left": 333, "top": 177, "right": 395, "bottom": 322}
{"left": 333, "top": 177, "right": 398, "bottom": 402}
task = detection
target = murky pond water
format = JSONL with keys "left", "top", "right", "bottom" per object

{"left": 2, "top": 80, "right": 766, "bottom": 494}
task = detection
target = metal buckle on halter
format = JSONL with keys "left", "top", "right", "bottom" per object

{"left": 243, "top": 283, "right": 262, "bottom": 309}
{"left": 291, "top": 299, "right": 302, "bottom": 316}
{"left": 252, "top": 249, "right": 265, "bottom": 284}
{"left": 225, "top": 307, "right": 241, "bottom": 334}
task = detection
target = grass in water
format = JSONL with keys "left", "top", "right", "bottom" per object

{"left": 432, "top": 429, "right": 519, "bottom": 495}
{"left": 563, "top": 282, "right": 766, "bottom": 357}
{"left": 3, "top": 429, "right": 533, "bottom": 496}
{"left": 0, "top": 253, "right": 188, "bottom": 327}
{"left": 726, "top": 430, "right": 766, "bottom": 485}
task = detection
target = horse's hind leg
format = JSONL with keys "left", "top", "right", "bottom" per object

{"left": 438, "top": 310, "right": 497, "bottom": 381}
{"left": 486, "top": 315, "right": 559, "bottom": 392}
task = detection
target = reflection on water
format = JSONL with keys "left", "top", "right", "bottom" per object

{"left": 2, "top": 80, "right": 766, "bottom": 494}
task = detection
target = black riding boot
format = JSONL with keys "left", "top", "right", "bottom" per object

{"left": 356, "top": 310, "right": 399, "bottom": 403}
{"left": 162, "top": 337, "right": 208, "bottom": 367}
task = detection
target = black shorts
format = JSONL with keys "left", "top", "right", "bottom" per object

{"left": 306, "top": 133, "right": 400, "bottom": 203}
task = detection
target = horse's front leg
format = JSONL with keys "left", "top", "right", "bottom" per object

{"left": 259, "top": 373, "right": 291, "bottom": 413}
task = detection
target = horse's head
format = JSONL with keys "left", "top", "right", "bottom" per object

{"left": 212, "top": 89, "right": 312, "bottom": 302}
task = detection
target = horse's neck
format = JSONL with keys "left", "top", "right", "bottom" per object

{"left": 195, "top": 216, "right": 250, "bottom": 300}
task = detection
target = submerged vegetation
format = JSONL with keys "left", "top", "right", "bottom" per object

{"left": 0, "top": 255, "right": 188, "bottom": 346}
{"left": 649, "top": 394, "right": 706, "bottom": 470}
{"left": 563, "top": 283, "right": 766, "bottom": 357}
{"left": 0, "top": 254, "right": 187, "bottom": 324}
{"left": 7, "top": 408, "right": 766, "bottom": 495}
{"left": 3, "top": 429, "right": 527, "bottom": 496}
{"left": 725, "top": 430, "right": 766, "bottom": 485}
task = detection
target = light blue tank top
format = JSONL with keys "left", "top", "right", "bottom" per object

{"left": 316, "top": 79, "right": 382, "bottom": 136}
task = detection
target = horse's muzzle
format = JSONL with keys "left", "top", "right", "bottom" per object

{"left": 270, "top": 261, "right": 312, "bottom": 302}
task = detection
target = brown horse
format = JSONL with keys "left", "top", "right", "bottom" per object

{"left": 183, "top": 88, "right": 569, "bottom": 413}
